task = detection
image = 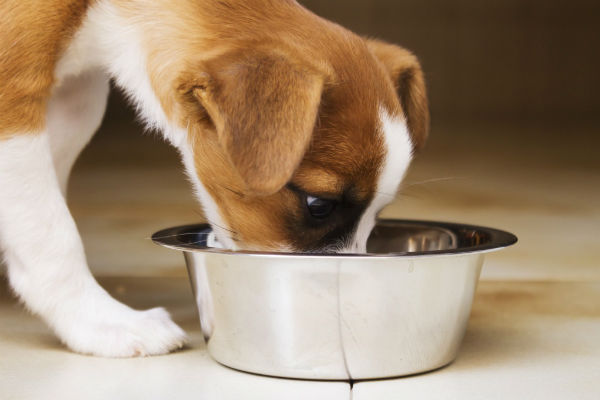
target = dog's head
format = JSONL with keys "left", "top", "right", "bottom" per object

{"left": 171, "top": 31, "right": 428, "bottom": 252}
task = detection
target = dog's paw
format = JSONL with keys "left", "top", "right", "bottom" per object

{"left": 57, "top": 305, "right": 187, "bottom": 357}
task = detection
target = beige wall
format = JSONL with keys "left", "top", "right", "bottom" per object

{"left": 300, "top": 0, "right": 600, "bottom": 125}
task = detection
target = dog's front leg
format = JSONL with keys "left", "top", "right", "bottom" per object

{"left": 0, "top": 131, "right": 186, "bottom": 358}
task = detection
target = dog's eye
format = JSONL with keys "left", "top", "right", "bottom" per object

{"left": 306, "top": 195, "right": 336, "bottom": 219}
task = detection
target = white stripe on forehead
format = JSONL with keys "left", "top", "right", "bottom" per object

{"left": 345, "top": 107, "right": 413, "bottom": 253}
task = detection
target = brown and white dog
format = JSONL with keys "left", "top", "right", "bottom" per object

{"left": 0, "top": 0, "right": 428, "bottom": 356}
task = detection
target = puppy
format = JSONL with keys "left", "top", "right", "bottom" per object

{"left": 0, "top": 0, "right": 429, "bottom": 357}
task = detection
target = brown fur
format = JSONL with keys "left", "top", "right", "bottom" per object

{"left": 365, "top": 39, "right": 430, "bottom": 151}
{"left": 113, "top": 0, "right": 429, "bottom": 250}
{"left": 0, "top": 0, "right": 91, "bottom": 137}
{"left": 2, "top": 0, "right": 429, "bottom": 251}
{"left": 146, "top": 1, "right": 427, "bottom": 250}
{"left": 191, "top": 51, "right": 324, "bottom": 196}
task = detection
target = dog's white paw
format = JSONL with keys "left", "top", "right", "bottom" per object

{"left": 55, "top": 303, "right": 187, "bottom": 357}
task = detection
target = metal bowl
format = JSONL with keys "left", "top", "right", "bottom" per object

{"left": 152, "top": 219, "right": 516, "bottom": 380}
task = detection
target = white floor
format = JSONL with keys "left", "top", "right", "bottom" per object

{"left": 2, "top": 279, "right": 598, "bottom": 399}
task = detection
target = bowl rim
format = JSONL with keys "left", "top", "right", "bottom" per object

{"left": 151, "top": 219, "right": 517, "bottom": 259}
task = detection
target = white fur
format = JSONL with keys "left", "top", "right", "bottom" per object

{"left": 57, "top": 1, "right": 186, "bottom": 147}
{"left": 48, "top": 70, "right": 110, "bottom": 194}
{"left": 75, "top": 2, "right": 236, "bottom": 248}
{"left": 0, "top": 2, "right": 194, "bottom": 356}
{"left": 344, "top": 108, "right": 413, "bottom": 253}
{"left": 179, "top": 146, "right": 239, "bottom": 250}
{"left": 0, "top": 131, "right": 186, "bottom": 357}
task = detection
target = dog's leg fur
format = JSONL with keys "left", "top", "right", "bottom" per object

{"left": 47, "top": 71, "right": 109, "bottom": 197}
{"left": 0, "top": 72, "right": 186, "bottom": 357}
{"left": 47, "top": 70, "right": 109, "bottom": 194}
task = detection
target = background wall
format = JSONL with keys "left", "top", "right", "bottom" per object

{"left": 302, "top": 0, "right": 600, "bottom": 125}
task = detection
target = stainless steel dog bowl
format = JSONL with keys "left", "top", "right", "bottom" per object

{"left": 153, "top": 219, "right": 516, "bottom": 380}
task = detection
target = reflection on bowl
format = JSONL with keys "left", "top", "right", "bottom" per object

{"left": 153, "top": 219, "right": 517, "bottom": 380}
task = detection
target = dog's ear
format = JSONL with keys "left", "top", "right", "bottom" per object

{"left": 188, "top": 54, "right": 323, "bottom": 196}
{"left": 366, "top": 39, "right": 429, "bottom": 152}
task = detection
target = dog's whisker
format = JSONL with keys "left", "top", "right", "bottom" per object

{"left": 395, "top": 191, "right": 424, "bottom": 200}
{"left": 355, "top": 189, "right": 398, "bottom": 197}
{"left": 402, "top": 176, "right": 464, "bottom": 188}
{"left": 148, "top": 231, "right": 241, "bottom": 246}
{"left": 190, "top": 210, "right": 240, "bottom": 237}
{"left": 146, "top": 232, "right": 214, "bottom": 240}
{"left": 354, "top": 177, "right": 464, "bottom": 199}
{"left": 219, "top": 184, "right": 244, "bottom": 198}
{"left": 206, "top": 220, "right": 238, "bottom": 236}
{"left": 374, "top": 190, "right": 398, "bottom": 197}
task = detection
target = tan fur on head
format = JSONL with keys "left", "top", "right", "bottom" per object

{"left": 187, "top": 52, "right": 324, "bottom": 196}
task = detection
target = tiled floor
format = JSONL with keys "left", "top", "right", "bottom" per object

{"left": 1, "top": 116, "right": 599, "bottom": 398}
{"left": 0, "top": 278, "right": 350, "bottom": 400}
{"left": 2, "top": 278, "right": 598, "bottom": 399}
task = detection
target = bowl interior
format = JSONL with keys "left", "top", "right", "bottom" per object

{"left": 152, "top": 219, "right": 517, "bottom": 256}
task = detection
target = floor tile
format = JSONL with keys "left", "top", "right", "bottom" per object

{"left": 0, "top": 277, "right": 350, "bottom": 400}
{"left": 353, "top": 281, "right": 600, "bottom": 399}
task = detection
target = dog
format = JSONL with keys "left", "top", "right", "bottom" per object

{"left": 0, "top": 0, "right": 429, "bottom": 357}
